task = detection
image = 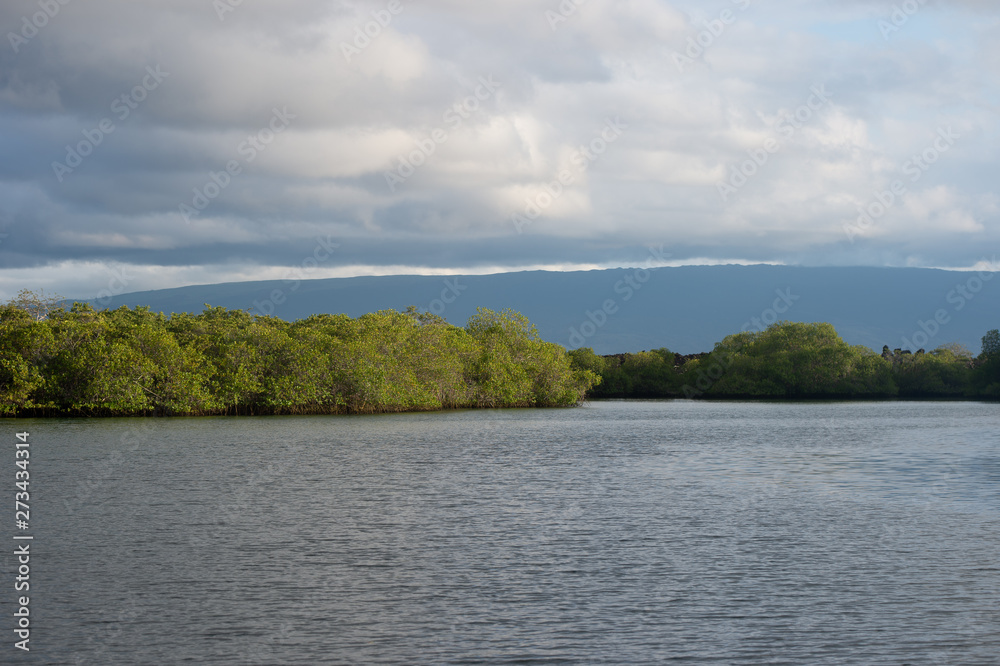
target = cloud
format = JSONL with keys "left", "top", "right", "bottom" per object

{"left": 0, "top": 0, "right": 997, "bottom": 299}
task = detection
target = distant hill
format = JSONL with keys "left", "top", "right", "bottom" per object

{"left": 77, "top": 265, "right": 1000, "bottom": 355}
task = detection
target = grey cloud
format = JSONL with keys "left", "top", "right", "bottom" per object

{"left": 0, "top": 0, "right": 997, "bottom": 298}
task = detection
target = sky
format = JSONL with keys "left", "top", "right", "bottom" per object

{"left": 0, "top": 0, "right": 997, "bottom": 301}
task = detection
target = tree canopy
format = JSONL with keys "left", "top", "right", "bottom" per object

{"left": 974, "top": 329, "right": 1000, "bottom": 397}
{"left": 2, "top": 293, "right": 995, "bottom": 415}
{"left": 982, "top": 329, "right": 1000, "bottom": 358}
{"left": 0, "top": 298, "right": 596, "bottom": 416}
{"left": 571, "top": 320, "right": 997, "bottom": 401}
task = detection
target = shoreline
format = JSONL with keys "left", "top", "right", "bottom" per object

{"left": 4, "top": 395, "right": 997, "bottom": 419}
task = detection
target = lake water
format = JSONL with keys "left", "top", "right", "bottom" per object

{"left": 5, "top": 401, "right": 1000, "bottom": 664}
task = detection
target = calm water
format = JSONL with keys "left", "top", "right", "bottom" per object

{"left": 4, "top": 401, "right": 1000, "bottom": 664}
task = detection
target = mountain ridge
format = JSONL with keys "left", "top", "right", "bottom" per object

{"left": 74, "top": 265, "right": 1000, "bottom": 355}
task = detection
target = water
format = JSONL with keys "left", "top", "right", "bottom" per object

{"left": 5, "top": 401, "right": 999, "bottom": 664}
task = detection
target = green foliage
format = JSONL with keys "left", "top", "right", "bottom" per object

{"left": 614, "top": 349, "right": 676, "bottom": 397}
{"left": 571, "top": 347, "right": 683, "bottom": 398}
{"left": 694, "top": 322, "right": 895, "bottom": 397}
{"left": 0, "top": 299, "right": 594, "bottom": 416}
{"left": 891, "top": 347, "right": 972, "bottom": 397}
{"left": 567, "top": 347, "right": 607, "bottom": 377}
{"left": 0, "top": 304, "right": 54, "bottom": 413}
{"left": 973, "top": 358, "right": 1000, "bottom": 398}
{"left": 465, "top": 308, "right": 595, "bottom": 407}
{"left": 586, "top": 355, "right": 634, "bottom": 397}
{"left": 2, "top": 291, "right": 993, "bottom": 414}
{"left": 972, "top": 330, "right": 1000, "bottom": 397}
{"left": 982, "top": 330, "right": 1000, "bottom": 359}
{"left": 582, "top": 323, "right": 990, "bottom": 401}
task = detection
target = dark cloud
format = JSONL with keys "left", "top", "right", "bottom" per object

{"left": 0, "top": 0, "right": 997, "bottom": 297}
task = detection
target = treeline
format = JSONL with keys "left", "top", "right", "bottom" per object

{"left": 570, "top": 322, "right": 1000, "bottom": 400}
{"left": 4, "top": 290, "right": 997, "bottom": 416}
{"left": 0, "top": 297, "right": 597, "bottom": 416}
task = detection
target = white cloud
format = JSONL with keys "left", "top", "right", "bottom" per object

{"left": 0, "top": 0, "right": 997, "bottom": 295}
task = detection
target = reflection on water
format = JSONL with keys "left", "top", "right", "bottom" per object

{"left": 9, "top": 401, "right": 1000, "bottom": 664}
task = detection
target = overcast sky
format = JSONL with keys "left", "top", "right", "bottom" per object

{"left": 0, "top": 0, "right": 997, "bottom": 300}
